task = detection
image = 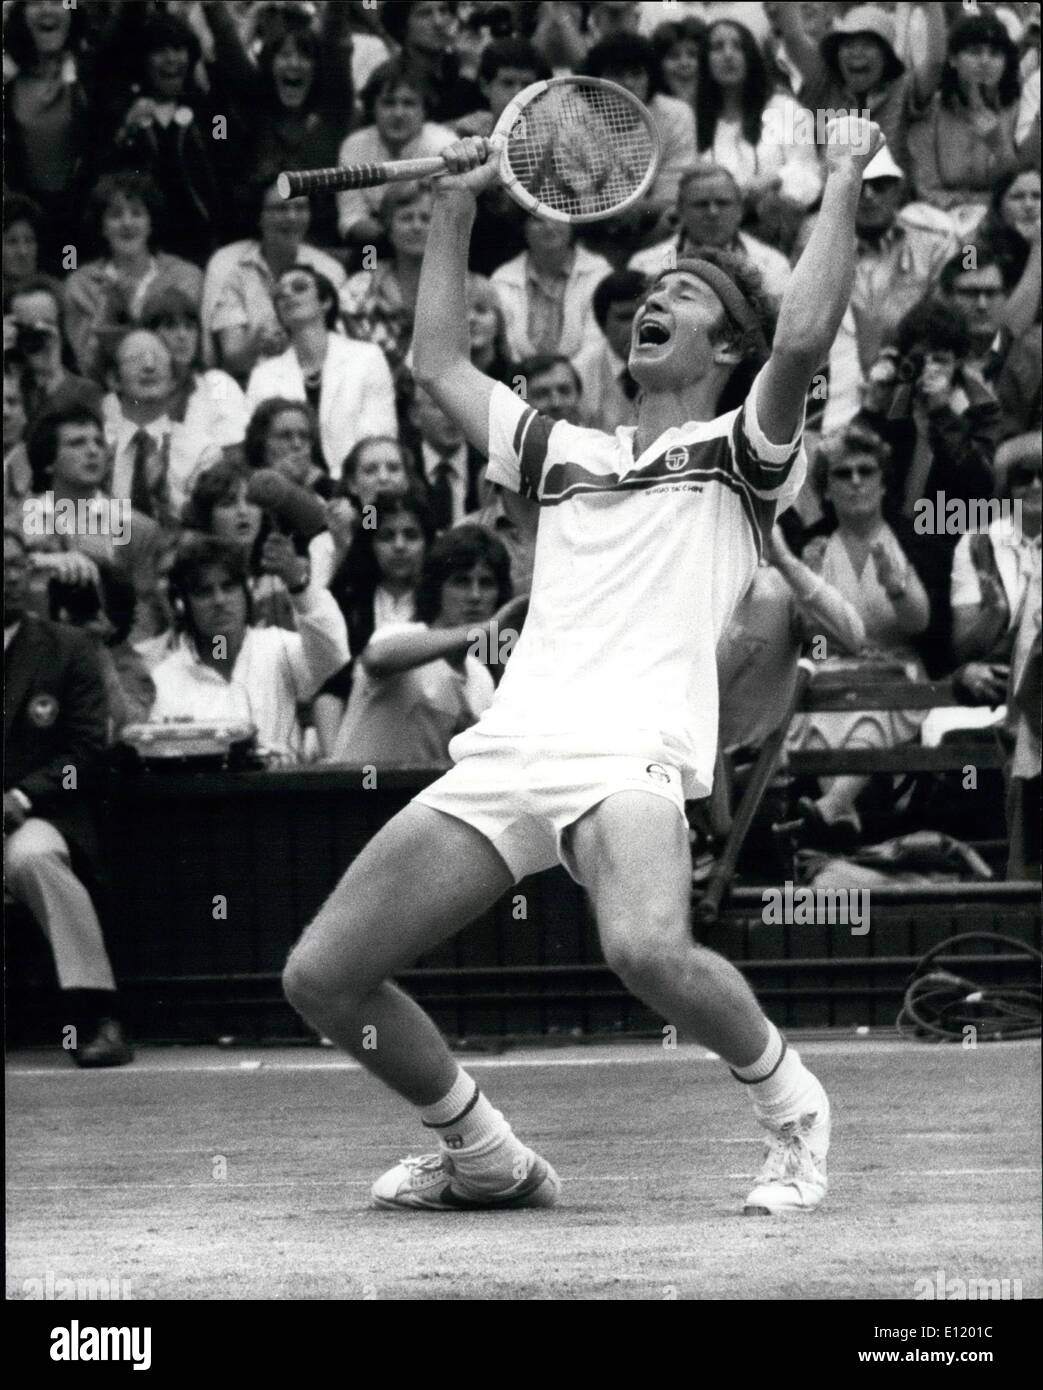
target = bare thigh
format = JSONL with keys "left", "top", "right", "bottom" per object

{"left": 568, "top": 791, "right": 692, "bottom": 962}
{"left": 288, "top": 802, "right": 514, "bottom": 999}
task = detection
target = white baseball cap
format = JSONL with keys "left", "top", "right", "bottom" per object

{"left": 862, "top": 144, "right": 905, "bottom": 182}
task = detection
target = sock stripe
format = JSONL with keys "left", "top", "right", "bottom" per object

{"left": 422, "top": 1083, "right": 482, "bottom": 1129}
{"left": 730, "top": 1037, "right": 788, "bottom": 1086}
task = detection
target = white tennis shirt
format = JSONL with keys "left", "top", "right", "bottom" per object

{"left": 473, "top": 369, "right": 806, "bottom": 797}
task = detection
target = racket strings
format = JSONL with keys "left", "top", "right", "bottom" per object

{"left": 504, "top": 85, "right": 655, "bottom": 218}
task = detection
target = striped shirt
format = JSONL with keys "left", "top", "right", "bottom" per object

{"left": 471, "top": 370, "right": 806, "bottom": 797}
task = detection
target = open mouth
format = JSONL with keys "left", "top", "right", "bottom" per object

{"left": 636, "top": 318, "right": 671, "bottom": 349}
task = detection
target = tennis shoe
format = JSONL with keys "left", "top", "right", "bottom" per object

{"left": 371, "top": 1149, "right": 560, "bottom": 1211}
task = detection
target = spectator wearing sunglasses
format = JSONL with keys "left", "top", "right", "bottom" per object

{"left": 245, "top": 264, "right": 397, "bottom": 480}
{"left": 790, "top": 425, "right": 930, "bottom": 845}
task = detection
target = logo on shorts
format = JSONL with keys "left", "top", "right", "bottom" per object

{"left": 28, "top": 693, "right": 59, "bottom": 728}
{"left": 646, "top": 762, "right": 671, "bottom": 784}
{"left": 665, "top": 446, "right": 689, "bottom": 472}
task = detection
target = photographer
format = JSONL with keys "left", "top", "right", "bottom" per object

{"left": 857, "top": 297, "right": 1001, "bottom": 674}
{"left": 3, "top": 277, "right": 103, "bottom": 428}
{"left": 149, "top": 534, "right": 349, "bottom": 765}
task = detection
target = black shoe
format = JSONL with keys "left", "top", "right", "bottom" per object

{"left": 73, "top": 1018, "right": 134, "bottom": 1068}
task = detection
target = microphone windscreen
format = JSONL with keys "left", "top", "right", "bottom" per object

{"left": 246, "top": 469, "right": 328, "bottom": 540}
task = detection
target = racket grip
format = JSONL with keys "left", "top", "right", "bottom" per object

{"left": 277, "top": 156, "right": 449, "bottom": 199}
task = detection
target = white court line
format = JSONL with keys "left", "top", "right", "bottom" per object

{"left": 9, "top": 1040, "right": 1016, "bottom": 1078}
{"left": 8, "top": 1167, "right": 1040, "bottom": 1194}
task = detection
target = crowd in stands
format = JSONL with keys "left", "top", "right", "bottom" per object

{"left": 4, "top": 1, "right": 1041, "bottom": 1062}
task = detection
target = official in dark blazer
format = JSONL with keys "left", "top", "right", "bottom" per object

{"left": 4, "top": 528, "right": 132, "bottom": 1066}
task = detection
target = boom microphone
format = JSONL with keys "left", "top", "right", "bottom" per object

{"left": 246, "top": 469, "right": 328, "bottom": 541}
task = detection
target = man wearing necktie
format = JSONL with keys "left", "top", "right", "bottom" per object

{"left": 411, "top": 383, "right": 485, "bottom": 530}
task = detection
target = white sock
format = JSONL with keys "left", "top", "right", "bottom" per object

{"left": 419, "top": 1068, "right": 530, "bottom": 1187}
{"left": 731, "top": 1025, "right": 818, "bottom": 1121}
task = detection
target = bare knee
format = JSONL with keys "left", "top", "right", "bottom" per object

{"left": 282, "top": 914, "right": 383, "bottom": 1021}
{"left": 598, "top": 900, "right": 689, "bottom": 992}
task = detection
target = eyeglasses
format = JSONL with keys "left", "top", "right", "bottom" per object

{"left": 1009, "top": 466, "right": 1042, "bottom": 488}
{"left": 951, "top": 285, "right": 1005, "bottom": 301}
{"left": 829, "top": 465, "right": 880, "bottom": 482}
{"left": 275, "top": 278, "right": 315, "bottom": 297}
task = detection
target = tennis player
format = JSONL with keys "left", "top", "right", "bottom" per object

{"left": 284, "top": 117, "right": 885, "bottom": 1214}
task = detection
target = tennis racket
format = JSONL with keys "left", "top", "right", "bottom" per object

{"left": 277, "top": 76, "right": 661, "bottom": 224}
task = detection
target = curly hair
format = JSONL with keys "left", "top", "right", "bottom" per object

{"left": 809, "top": 423, "right": 892, "bottom": 500}
{"left": 167, "top": 535, "right": 254, "bottom": 639}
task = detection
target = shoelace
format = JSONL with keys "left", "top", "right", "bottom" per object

{"left": 400, "top": 1154, "right": 446, "bottom": 1175}
{"left": 758, "top": 1132, "right": 818, "bottom": 1185}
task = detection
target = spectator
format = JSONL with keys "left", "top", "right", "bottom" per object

{"left": 47, "top": 558, "right": 155, "bottom": 739}
{"left": 717, "top": 523, "right": 866, "bottom": 754}
{"left": 377, "top": 1, "right": 483, "bottom": 126}
{"left": 149, "top": 534, "right": 349, "bottom": 765}
{"left": 762, "top": 1, "right": 832, "bottom": 99}
{"left": 102, "top": 11, "right": 221, "bottom": 265}
{"left": 629, "top": 164, "right": 791, "bottom": 305}
{"left": 314, "top": 484, "right": 438, "bottom": 747}
{"left": 3, "top": 193, "right": 42, "bottom": 300}
{"left": 245, "top": 264, "right": 397, "bottom": 480}
{"left": 938, "top": 245, "right": 1014, "bottom": 368}
{"left": 583, "top": 32, "right": 698, "bottom": 215}
{"left": 455, "top": 36, "right": 551, "bottom": 138}
{"left": 408, "top": 383, "right": 488, "bottom": 529}
{"left": 4, "top": 276, "right": 104, "bottom": 425}
{"left": 951, "top": 428, "right": 1041, "bottom": 683}
{"left": 492, "top": 216, "right": 612, "bottom": 362}
{"left": 204, "top": 0, "right": 355, "bottom": 248}
{"left": 516, "top": 354, "right": 585, "bottom": 426}
{"left": 695, "top": 18, "right": 822, "bottom": 247}
{"left": 4, "top": 360, "right": 31, "bottom": 504}
{"left": 455, "top": 38, "right": 550, "bottom": 277}
{"left": 650, "top": 17, "right": 706, "bottom": 113}
{"left": 908, "top": 12, "right": 1024, "bottom": 237}
{"left": 244, "top": 396, "right": 331, "bottom": 496}
{"left": 63, "top": 172, "right": 204, "bottom": 383}
{"left": 792, "top": 425, "right": 931, "bottom": 844}
{"left": 822, "top": 144, "right": 957, "bottom": 432}
{"left": 184, "top": 455, "right": 307, "bottom": 633}
{"left": 4, "top": 526, "right": 132, "bottom": 1067}
{"left": 977, "top": 168, "right": 1042, "bottom": 294}
{"left": 336, "top": 57, "right": 456, "bottom": 248}
{"left": 328, "top": 524, "right": 518, "bottom": 766}
{"left": 342, "top": 181, "right": 434, "bottom": 374}
{"left": 141, "top": 287, "right": 248, "bottom": 466}
{"left": 574, "top": 270, "right": 645, "bottom": 432}
{"left": 338, "top": 435, "right": 415, "bottom": 507}
{"left": 859, "top": 298, "right": 1001, "bottom": 673}
{"left": 769, "top": 3, "right": 947, "bottom": 171}
{"left": 23, "top": 403, "right": 167, "bottom": 644}
{"left": 203, "top": 180, "right": 347, "bottom": 381}
{"left": 3, "top": 0, "right": 94, "bottom": 269}
{"left": 102, "top": 329, "right": 214, "bottom": 525}
{"left": 466, "top": 274, "right": 515, "bottom": 387}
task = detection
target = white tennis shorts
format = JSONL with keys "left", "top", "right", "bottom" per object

{"left": 412, "top": 727, "right": 688, "bottom": 886}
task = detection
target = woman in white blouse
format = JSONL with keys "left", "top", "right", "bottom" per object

{"left": 695, "top": 18, "right": 822, "bottom": 246}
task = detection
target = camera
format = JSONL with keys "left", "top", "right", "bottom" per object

{"left": 16, "top": 323, "right": 56, "bottom": 356}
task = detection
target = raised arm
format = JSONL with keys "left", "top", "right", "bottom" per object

{"left": 412, "top": 139, "right": 503, "bottom": 455}
{"left": 756, "top": 117, "right": 884, "bottom": 446}
{"left": 908, "top": 3, "right": 948, "bottom": 107}
{"left": 764, "top": 1, "right": 825, "bottom": 90}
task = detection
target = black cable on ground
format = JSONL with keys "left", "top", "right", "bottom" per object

{"left": 896, "top": 932, "right": 1042, "bottom": 1042}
